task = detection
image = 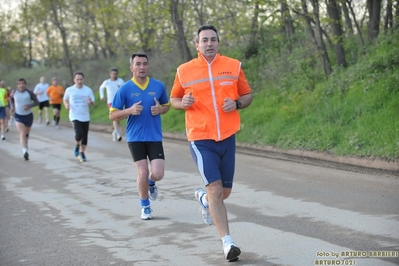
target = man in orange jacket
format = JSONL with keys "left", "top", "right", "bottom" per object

{"left": 170, "top": 24, "right": 252, "bottom": 262}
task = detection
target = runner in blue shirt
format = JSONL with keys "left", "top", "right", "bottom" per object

{"left": 109, "top": 52, "right": 170, "bottom": 220}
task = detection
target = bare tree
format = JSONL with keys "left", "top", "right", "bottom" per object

{"left": 244, "top": 0, "right": 260, "bottom": 58}
{"left": 341, "top": 0, "right": 354, "bottom": 35}
{"left": 346, "top": 0, "right": 365, "bottom": 49}
{"left": 170, "top": 0, "right": 192, "bottom": 62}
{"left": 327, "top": 0, "right": 347, "bottom": 67}
{"left": 46, "top": 0, "right": 74, "bottom": 78}
{"left": 367, "top": 0, "right": 382, "bottom": 40}
{"left": 308, "top": 0, "right": 332, "bottom": 77}
{"left": 384, "top": 0, "right": 394, "bottom": 31}
{"left": 280, "top": 0, "right": 296, "bottom": 53}
{"left": 20, "top": 0, "right": 34, "bottom": 68}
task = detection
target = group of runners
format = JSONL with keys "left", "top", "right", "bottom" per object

{"left": 2, "top": 24, "right": 253, "bottom": 262}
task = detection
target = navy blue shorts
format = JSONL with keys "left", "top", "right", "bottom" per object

{"left": 14, "top": 113, "right": 34, "bottom": 127}
{"left": 189, "top": 134, "right": 236, "bottom": 188}
{"left": 0, "top": 107, "right": 5, "bottom": 119}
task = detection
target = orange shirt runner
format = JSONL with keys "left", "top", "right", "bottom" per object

{"left": 47, "top": 85, "right": 64, "bottom": 104}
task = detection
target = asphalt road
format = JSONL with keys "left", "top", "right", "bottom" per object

{"left": 0, "top": 123, "right": 398, "bottom": 266}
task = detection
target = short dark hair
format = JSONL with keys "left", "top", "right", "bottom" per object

{"left": 17, "top": 78, "right": 27, "bottom": 84}
{"left": 195, "top": 24, "right": 220, "bottom": 43}
{"left": 73, "top": 71, "right": 84, "bottom": 78}
{"left": 110, "top": 68, "right": 118, "bottom": 72}
{"left": 130, "top": 52, "right": 149, "bottom": 65}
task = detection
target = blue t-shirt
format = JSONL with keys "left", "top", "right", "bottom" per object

{"left": 111, "top": 77, "right": 169, "bottom": 142}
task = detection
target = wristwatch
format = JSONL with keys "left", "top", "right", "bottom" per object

{"left": 235, "top": 100, "right": 242, "bottom": 109}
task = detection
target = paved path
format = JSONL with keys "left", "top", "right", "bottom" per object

{"left": 0, "top": 123, "right": 398, "bottom": 266}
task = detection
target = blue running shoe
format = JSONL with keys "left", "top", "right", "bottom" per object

{"left": 74, "top": 146, "right": 79, "bottom": 157}
{"left": 149, "top": 185, "right": 158, "bottom": 201}
{"left": 78, "top": 152, "right": 86, "bottom": 162}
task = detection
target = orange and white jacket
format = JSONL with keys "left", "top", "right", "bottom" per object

{"left": 171, "top": 53, "right": 252, "bottom": 142}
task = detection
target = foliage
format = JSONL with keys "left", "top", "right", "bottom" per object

{"left": 1, "top": 1, "right": 398, "bottom": 159}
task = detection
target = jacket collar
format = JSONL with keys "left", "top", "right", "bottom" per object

{"left": 198, "top": 52, "right": 220, "bottom": 65}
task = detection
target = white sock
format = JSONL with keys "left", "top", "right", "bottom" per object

{"left": 201, "top": 193, "right": 209, "bottom": 208}
{"left": 22, "top": 148, "right": 28, "bottom": 154}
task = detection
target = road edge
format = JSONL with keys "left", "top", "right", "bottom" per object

{"left": 64, "top": 122, "right": 399, "bottom": 176}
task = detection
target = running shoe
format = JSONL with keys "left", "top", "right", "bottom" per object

{"left": 1, "top": 135, "right": 5, "bottom": 140}
{"left": 149, "top": 185, "right": 158, "bottom": 201}
{"left": 223, "top": 241, "right": 241, "bottom": 262}
{"left": 46, "top": 120, "right": 50, "bottom": 126}
{"left": 24, "top": 152, "right": 29, "bottom": 161}
{"left": 195, "top": 188, "right": 213, "bottom": 225}
{"left": 78, "top": 152, "right": 86, "bottom": 162}
{"left": 117, "top": 133, "right": 122, "bottom": 142}
{"left": 112, "top": 131, "right": 117, "bottom": 141}
{"left": 141, "top": 205, "right": 152, "bottom": 220}
{"left": 38, "top": 117, "right": 42, "bottom": 123}
{"left": 74, "top": 146, "right": 79, "bottom": 157}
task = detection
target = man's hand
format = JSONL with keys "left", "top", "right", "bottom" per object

{"left": 181, "top": 91, "right": 195, "bottom": 109}
{"left": 128, "top": 100, "right": 143, "bottom": 115}
{"left": 151, "top": 97, "right": 161, "bottom": 116}
{"left": 222, "top": 98, "right": 236, "bottom": 112}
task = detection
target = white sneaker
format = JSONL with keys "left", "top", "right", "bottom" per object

{"left": 116, "top": 133, "right": 122, "bottom": 142}
{"left": 1, "top": 135, "right": 5, "bottom": 140}
{"left": 223, "top": 241, "right": 241, "bottom": 261}
{"left": 149, "top": 185, "right": 158, "bottom": 201}
{"left": 195, "top": 188, "right": 213, "bottom": 225}
{"left": 141, "top": 205, "right": 152, "bottom": 220}
{"left": 112, "top": 131, "right": 117, "bottom": 141}
{"left": 38, "top": 117, "right": 42, "bottom": 123}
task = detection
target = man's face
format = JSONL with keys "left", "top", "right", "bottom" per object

{"left": 40, "top": 77, "right": 46, "bottom": 83}
{"left": 196, "top": 29, "right": 219, "bottom": 60}
{"left": 110, "top": 71, "right": 118, "bottom": 80}
{"left": 130, "top": 56, "right": 148, "bottom": 79}
{"left": 17, "top": 81, "right": 26, "bottom": 90}
{"left": 52, "top": 79, "right": 58, "bottom": 85}
{"left": 74, "top": 74, "right": 84, "bottom": 87}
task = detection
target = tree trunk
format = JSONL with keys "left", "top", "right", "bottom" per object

{"left": 308, "top": 0, "right": 332, "bottom": 77}
{"left": 346, "top": 0, "right": 365, "bottom": 50}
{"left": 396, "top": 0, "right": 399, "bottom": 27}
{"left": 192, "top": 0, "right": 206, "bottom": 25}
{"left": 170, "top": 0, "right": 192, "bottom": 62}
{"left": 43, "top": 21, "right": 52, "bottom": 67}
{"left": 341, "top": 1, "right": 354, "bottom": 35}
{"left": 327, "top": 0, "right": 347, "bottom": 67}
{"left": 384, "top": 0, "right": 394, "bottom": 31}
{"left": 21, "top": 0, "right": 33, "bottom": 68}
{"left": 367, "top": 0, "right": 382, "bottom": 40}
{"left": 49, "top": 0, "right": 74, "bottom": 79}
{"left": 244, "top": 0, "right": 260, "bottom": 59}
{"left": 280, "top": 0, "right": 296, "bottom": 53}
